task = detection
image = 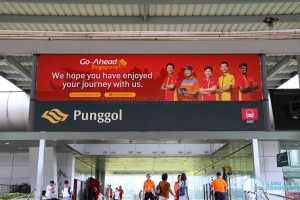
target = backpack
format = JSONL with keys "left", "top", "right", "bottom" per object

{"left": 178, "top": 181, "right": 186, "bottom": 196}
{"left": 156, "top": 182, "right": 161, "bottom": 195}
{"left": 63, "top": 187, "right": 71, "bottom": 195}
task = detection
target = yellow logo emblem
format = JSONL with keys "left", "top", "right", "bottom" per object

{"left": 118, "top": 59, "right": 127, "bottom": 69}
{"left": 42, "top": 109, "right": 69, "bottom": 124}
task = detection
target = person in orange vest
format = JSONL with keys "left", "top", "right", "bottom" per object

{"left": 211, "top": 172, "right": 227, "bottom": 200}
{"left": 143, "top": 174, "right": 155, "bottom": 200}
{"left": 174, "top": 175, "right": 181, "bottom": 200}
{"left": 178, "top": 66, "right": 200, "bottom": 101}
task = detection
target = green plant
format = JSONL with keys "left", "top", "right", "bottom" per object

{"left": 10, "top": 183, "right": 31, "bottom": 194}
{"left": 57, "top": 169, "right": 67, "bottom": 194}
{"left": 0, "top": 193, "right": 22, "bottom": 199}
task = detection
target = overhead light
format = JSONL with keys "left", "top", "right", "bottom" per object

{"left": 18, "top": 147, "right": 22, "bottom": 150}
{"left": 5, "top": 142, "right": 9, "bottom": 145}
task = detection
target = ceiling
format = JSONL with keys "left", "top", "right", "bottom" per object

{"left": 0, "top": 139, "right": 253, "bottom": 175}
{"left": 0, "top": 0, "right": 299, "bottom": 90}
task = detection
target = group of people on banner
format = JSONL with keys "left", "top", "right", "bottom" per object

{"left": 161, "top": 62, "right": 259, "bottom": 102}
{"left": 142, "top": 172, "right": 227, "bottom": 200}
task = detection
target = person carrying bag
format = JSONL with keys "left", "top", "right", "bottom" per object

{"left": 178, "top": 173, "right": 189, "bottom": 200}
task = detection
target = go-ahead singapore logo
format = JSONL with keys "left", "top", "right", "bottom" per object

{"left": 42, "top": 109, "right": 69, "bottom": 124}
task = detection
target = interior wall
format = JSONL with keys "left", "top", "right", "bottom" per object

{"left": 0, "top": 152, "right": 30, "bottom": 185}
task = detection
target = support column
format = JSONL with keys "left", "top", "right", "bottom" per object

{"left": 35, "top": 139, "right": 45, "bottom": 200}
{"left": 30, "top": 145, "right": 58, "bottom": 199}
{"left": 100, "top": 171, "right": 105, "bottom": 195}
{"left": 297, "top": 56, "right": 300, "bottom": 87}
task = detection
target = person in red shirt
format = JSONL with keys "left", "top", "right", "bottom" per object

{"left": 235, "top": 63, "right": 259, "bottom": 101}
{"left": 161, "top": 63, "right": 179, "bottom": 101}
{"left": 197, "top": 66, "right": 218, "bottom": 101}
{"left": 118, "top": 186, "right": 124, "bottom": 200}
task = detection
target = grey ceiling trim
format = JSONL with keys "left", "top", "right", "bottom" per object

{"left": 0, "top": 40, "right": 299, "bottom": 55}
{"left": 1, "top": 56, "right": 31, "bottom": 81}
{"left": 0, "top": 14, "right": 299, "bottom": 24}
{"left": 0, "top": 131, "right": 300, "bottom": 140}
{"left": 0, "top": 0, "right": 299, "bottom": 4}
{"left": 267, "top": 56, "right": 293, "bottom": 79}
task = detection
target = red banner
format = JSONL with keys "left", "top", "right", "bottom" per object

{"left": 36, "top": 54, "right": 262, "bottom": 101}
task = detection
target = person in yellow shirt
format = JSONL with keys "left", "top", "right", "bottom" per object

{"left": 211, "top": 172, "right": 227, "bottom": 200}
{"left": 217, "top": 62, "right": 235, "bottom": 101}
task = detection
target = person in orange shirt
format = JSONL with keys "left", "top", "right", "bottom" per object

{"left": 174, "top": 175, "right": 181, "bottom": 200}
{"left": 143, "top": 174, "right": 155, "bottom": 200}
{"left": 161, "top": 63, "right": 179, "bottom": 101}
{"left": 178, "top": 66, "right": 200, "bottom": 101}
{"left": 235, "top": 63, "right": 259, "bottom": 101}
{"left": 211, "top": 172, "right": 227, "bottom": 200}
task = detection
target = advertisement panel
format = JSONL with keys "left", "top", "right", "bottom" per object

{"left": 36, "top": 54, "right": 262, "bottom": 101}
{"left": 33, "top": 54, "right": 264, "bottom": 131}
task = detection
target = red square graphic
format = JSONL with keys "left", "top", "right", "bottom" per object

{"left": 242, "top": 108, "right": 258, "bottom": 120}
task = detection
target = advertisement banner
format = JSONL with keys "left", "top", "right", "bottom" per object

{"left": 34, "top": 101, "right": 264, "bottom": 131}
{"left": 36, "top": 54, "right": 262, "bottom": 102}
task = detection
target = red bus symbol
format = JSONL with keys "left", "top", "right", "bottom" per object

{"left": 242, "top": 108, "right": 258, "bottom": 120}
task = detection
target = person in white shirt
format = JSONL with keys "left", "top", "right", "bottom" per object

{"left": 45, "top": 180, "right": 55, "bottom": 199}
{"left": 113, "top": 187, "right": 120, "bottom": 200}
{"left": 61, "top": 180, "right": 72, "bottom": 200}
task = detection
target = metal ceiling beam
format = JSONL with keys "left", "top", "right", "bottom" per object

{"left": 5, "top": 74, "right": 26, "bottom": 80}
{"left": 270, "top": 73, "right": 292, "bottom": 80}
{"left": 281, "top": 65, "right": 299, "bottom": 73}
{"left": 0, "top": 65, "right": 15, "bottom": 73}
{"left": 0, "top": 0, "right": 299, "bottom": 4}
{"left": 267, "top": 56, "right": 293, "bottom": 79}
{"left": 1, "top": 56, "right": 31, "bottom": 81}
{"left": 0, "top": 14, "right": 299, "bottom": 24}
{"left": 15, "top": 81, "right": 31, "bottom": 86}
{"left": 267, "top": 81, "right": 281, "bottom": 87}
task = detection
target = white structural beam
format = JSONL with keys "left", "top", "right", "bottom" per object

{"left": 0, "top": 14, "right": 299, "bottom": 24}
{"left": 0, "top": 0, "right": 299, "bottom": 4}
{"left": 0, "top": 40, "right": 299, "bottom": 55}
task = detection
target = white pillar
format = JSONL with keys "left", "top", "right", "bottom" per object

{"left": 258, "top": 140, "right": 284, "bottom": 200}
{"left": 29, "top": 146, "right": 58, "bottom": 199}
{"left": 35, "top": 140, "right": 45, "bottom": 200}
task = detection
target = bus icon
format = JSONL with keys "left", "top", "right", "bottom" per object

{"left": 246, "top": 109, "right": 254, "bottom": 118}
{"left": 242, "top": 108, "right": 258, "bottom": 121}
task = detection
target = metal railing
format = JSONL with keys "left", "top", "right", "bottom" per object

{"left": 26, "top": 188, "right": 36, "bottom": 200}
{"left": 0, "top": 184, "right": 11, "bottom": 194}
{"left": 261, "top": 189, "right": 296, "bottom": 200}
